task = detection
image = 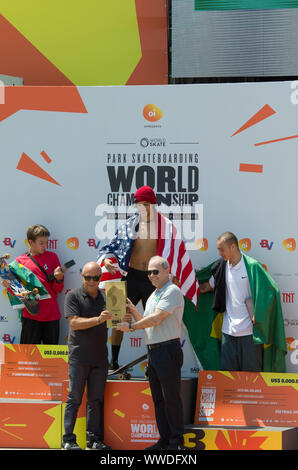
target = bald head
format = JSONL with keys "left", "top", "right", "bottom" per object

{"left": 149, "top": 256, "right": 169, "bottom": 270}
{"left": 82, "top": 262, "right": 102, "bottom": 276}
{"left": 147, "top": 256, "right": 170, "bottom": 289}
{"left": 81, "top": 262, "right": 102, "bottom": 296}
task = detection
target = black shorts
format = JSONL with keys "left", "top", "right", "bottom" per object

{"left": 20, "top": 317, "right": 60, "bottom": 345}
{"left": 123, "top": 267, "right": 155, "bottom": 309}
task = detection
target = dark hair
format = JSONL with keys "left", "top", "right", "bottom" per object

{"left": 217, "top": 232, "right": 239, "bottom": 247}
{"left": 27, "top": 224, "right": 50, "bottom": 242}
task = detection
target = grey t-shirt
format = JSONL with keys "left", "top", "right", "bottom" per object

{"left": 143, "top": 280, "right": 184, "bottom": 345}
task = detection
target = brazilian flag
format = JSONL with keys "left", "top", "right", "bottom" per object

{"left": 6, "top": 261, "right": 50, "bottom": 309}
{"left": 183, "top": 254, "right": 287, "bottom": 372}
{"left": 183, "top": 262, "right": 222, "bottom": 370}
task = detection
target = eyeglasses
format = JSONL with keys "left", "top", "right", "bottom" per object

{"left": 83, "top": 275, "right": 101, "bottom": 282}
{"left": 146, "top": 269, "right": 160, "bottom": 276}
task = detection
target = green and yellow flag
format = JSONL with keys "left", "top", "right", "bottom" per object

{"left": 244, "top": 255, "right": 287, "bottom": 372}
{"left": 183, "top": 262, "right": 222, "bottom": 370}
{"left": 183, "top": 254, "right": 287, "bottom": 372}
{"left": 6, "top": 261, "right": 50, "bottom": 309}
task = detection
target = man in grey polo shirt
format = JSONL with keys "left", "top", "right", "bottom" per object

{"left": 117, "top": 255, "right": 185, "bottom": 450}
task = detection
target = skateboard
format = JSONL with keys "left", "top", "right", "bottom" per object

{"left": 108, "top": 353, "right": 148, "bottom": 380}
{"left": 0, "top": 253, "right": 44, "bottom": 315}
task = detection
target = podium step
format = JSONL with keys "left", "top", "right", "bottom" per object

{"left": 182, "top": 424, "right": 298, "bottom": 450}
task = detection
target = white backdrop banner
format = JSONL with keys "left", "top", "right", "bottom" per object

{"left": 0, "top": 82, "right": 297, "bottom": 375}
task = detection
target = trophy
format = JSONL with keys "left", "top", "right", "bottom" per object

{"left": 105, "top": 281, "right": 127, "bottom": 328}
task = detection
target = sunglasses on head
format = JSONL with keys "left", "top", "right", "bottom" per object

{"left": 146, "top": 269, "right": 160, "bottom": 276}
{"left": 83, "top": 275, "right": 101, "bottom": 282}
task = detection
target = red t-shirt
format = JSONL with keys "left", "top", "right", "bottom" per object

{"left": 15, "top": 251, "right": 64, "bottom": 322}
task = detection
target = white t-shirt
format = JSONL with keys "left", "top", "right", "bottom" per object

{"left": 209, "top": 256, "right": 253, "bottom": 336}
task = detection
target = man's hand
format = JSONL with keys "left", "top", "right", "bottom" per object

{"left": 99, "top": 310, "right": 113, "bottom": 323}
{"left": 123, "top": 312, "right": 132, "bottom": 323}
{"left": 116, "top": 321, "right": 130, "bottom": 332}
{"left": 103, "top": 259, "right": 118, "bottom": 274}
{"left": 199, "top": 282, "right": 213, "bottom": 293}
{"left": 126, "top": 298, "right": 138, "bottom": 314}
{"left": 69, "top": 311, "right": 113, "bottom": 331}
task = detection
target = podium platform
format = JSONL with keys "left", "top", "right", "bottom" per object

{"left": 103, "top": 377, "right": 196, "bottom": 450}
{"left": 0, "top": 345, "right": 298, "bottom": 450}
{"left": 182, "top": 425, "right": 298, "bottom": 450}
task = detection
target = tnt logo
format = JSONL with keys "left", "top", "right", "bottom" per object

{"left": 239, "top": 238, "right": 251, "bottom": 252}
{"left": 3, "top": 237, "right": 16, "bottom": 248}
{"left": 130, "top": 337, "right": 142, "bottom": 348}
{"left": 282, "top": 238, "right": 296, "bottom": 252}
{"left": 260, "top": 239, "right": 273, "bottom": 250}
{"left": 143, "top": 104, "right": 163, "bottom": 122}
{"left": 47, "top": 239, "right": 58, "bottom": 250}
{"left": 282, "top": 293, "right": 295, "bottom": 303}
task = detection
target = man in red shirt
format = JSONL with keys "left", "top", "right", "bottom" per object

{"left": 15, "top": 224, "right": 64, "bottom": 344}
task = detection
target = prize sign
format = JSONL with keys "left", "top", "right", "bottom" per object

{"left": 195, "top": 371, "right": 298, "bottom": 427}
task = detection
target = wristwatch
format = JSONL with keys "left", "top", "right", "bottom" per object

{"left": 128, "top": 323, "right": 134, "bottom": 332}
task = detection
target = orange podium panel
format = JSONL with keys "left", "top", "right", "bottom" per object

{"left": 104, "top": 380, "right": 159, "bottom": 450}
{"left": 0, "top": 401, "right": 61, "bottom": 448}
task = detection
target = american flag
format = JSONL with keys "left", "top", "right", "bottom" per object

{"left": 97, "top": 212, "right": 199, "bottom": 307}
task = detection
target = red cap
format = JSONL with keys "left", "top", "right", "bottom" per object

{"left": 133, "top": 185, "right": 156, "bottom": 204}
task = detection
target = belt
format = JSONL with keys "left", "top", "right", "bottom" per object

{"left": 147, "top": 338, "right": 180, "bottom": 351}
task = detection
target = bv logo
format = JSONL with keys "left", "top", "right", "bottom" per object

{"left": 87, "top": 238, "right": 100, "bottom": 249}
{"left": 66, "top": 237, "right": 79, "bottom": 250}
{"left": 143, "top": 104, "right": 163, "bottom": 122}
{"left": 3, "top": 237, "right": 16, "bottom": 248}
{"left": 282, "top": 238, "right": 296, "bottom": 251}
{"left": 260, "top": 239, "right": 273, "bottom": 250}
{"left": 238, "top": 238, "right": 251, "bottom": 252}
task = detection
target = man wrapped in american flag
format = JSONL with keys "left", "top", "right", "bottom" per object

{"left": 97, "top": 185, "right": 199, "bottom": 370}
